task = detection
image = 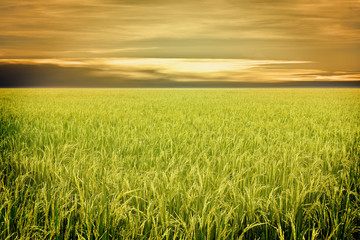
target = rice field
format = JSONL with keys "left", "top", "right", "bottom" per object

{"left": 1, "top": 88, "right": 360, "bottom": 239}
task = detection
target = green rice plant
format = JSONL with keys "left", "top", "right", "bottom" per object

{"left": 0, "top": 88, "right": 359, "bottom": 239}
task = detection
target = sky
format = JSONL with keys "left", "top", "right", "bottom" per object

{"left": 1, "top": 0, "right": 360, "bottom": 87}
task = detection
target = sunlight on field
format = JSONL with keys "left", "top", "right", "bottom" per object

{"left": 1, "top": 89, "right": 360, "bottom": 239}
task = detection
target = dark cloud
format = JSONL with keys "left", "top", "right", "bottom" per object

{"left": 1, "top": 62, "right": 359, "bottom": 88}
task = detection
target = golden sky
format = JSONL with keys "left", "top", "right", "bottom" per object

{"left": 1, "top": 0, "right": 360, "bottom": 86}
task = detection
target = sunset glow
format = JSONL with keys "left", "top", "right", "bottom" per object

{"left": 1, "top": 0, "right": 359, "bottom": 87}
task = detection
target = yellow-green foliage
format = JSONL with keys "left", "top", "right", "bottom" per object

{"left": 1, "top": 89, "right": 360, "bottom": 239}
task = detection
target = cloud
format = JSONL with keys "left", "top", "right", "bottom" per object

{"left": 0, "top": 0, "right": 359, "bottom": 81}
{"left": 1, "top": 1, "right": 359, "bottom": 53}
{"left": 1, "top": 58, "right": 359, "bottom": 88}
